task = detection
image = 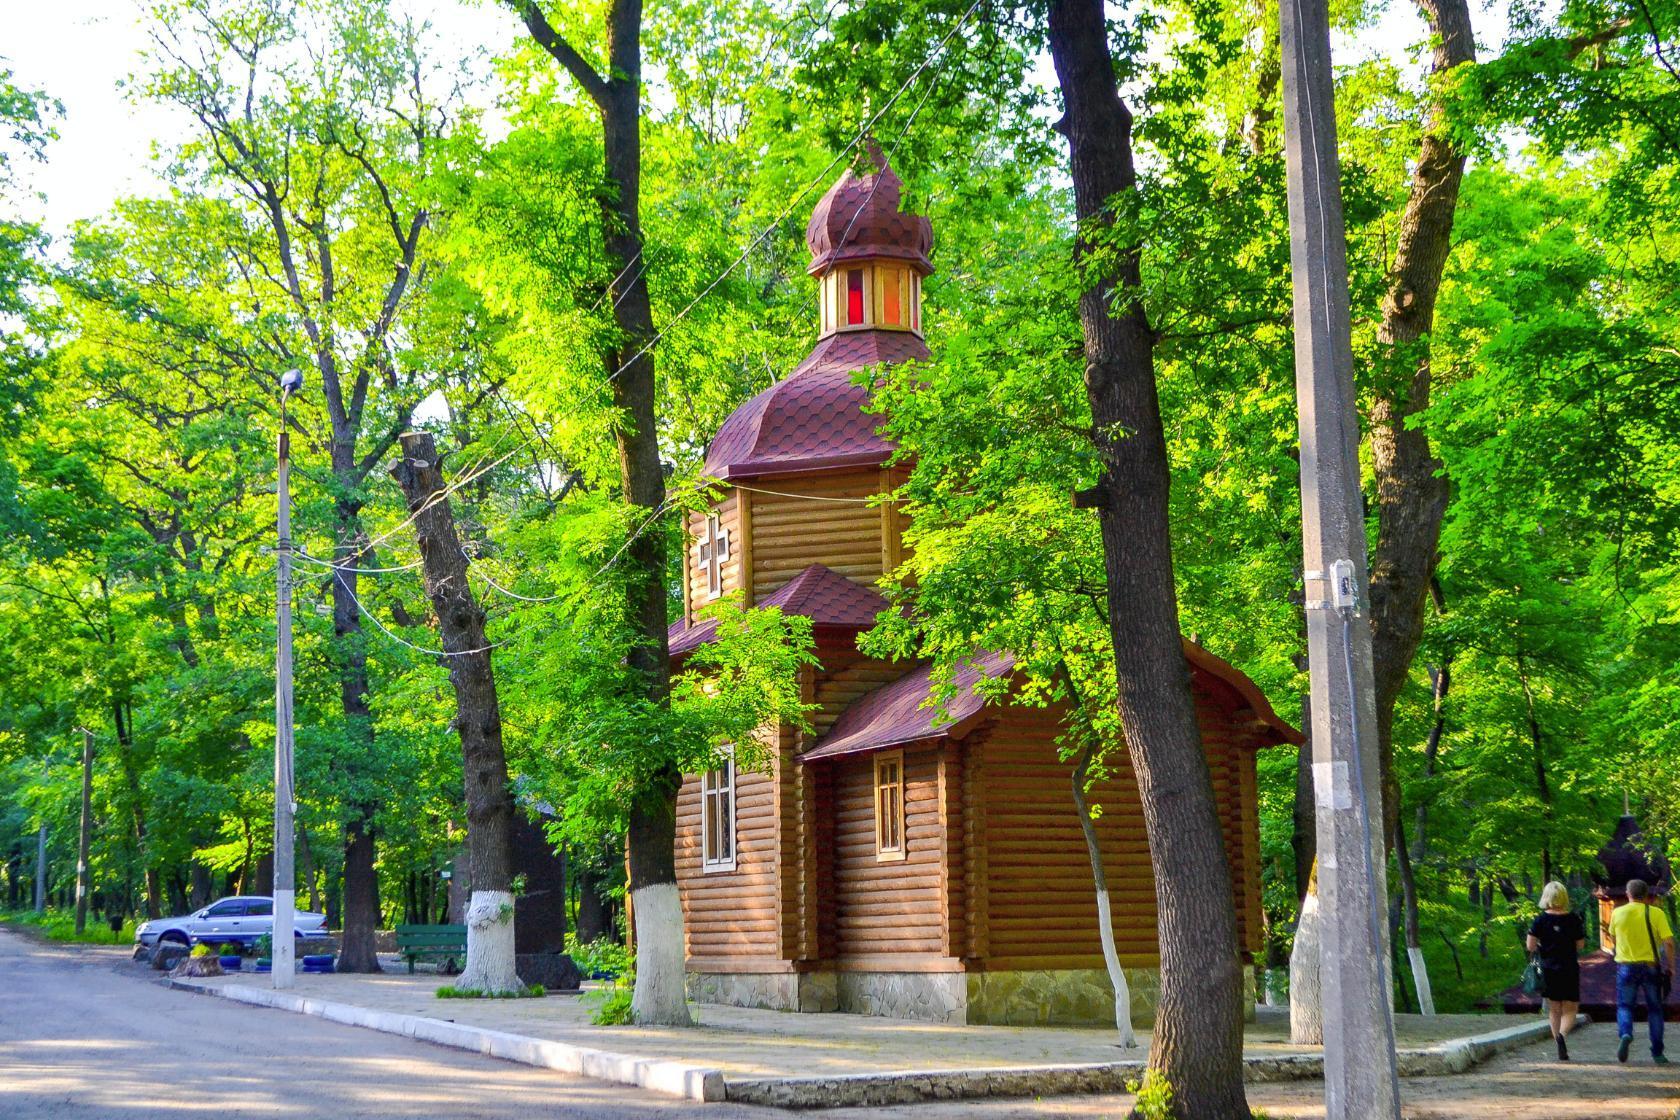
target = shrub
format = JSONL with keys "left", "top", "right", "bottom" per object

{"left": 219, "top": 942, "right": 242, "bottom": 957}
{"left": 1125, "top": 1071, "right": 1174, "bottom": 1120}
{"left": 435, "top": 984, "right": 545, "bottom": 999}
{"left": 565, "top": 934, "right": 631, "bottom": 978}
{"left": 583, "top": 976, "right": 636, "bottom": 1025}
{"left": 0, "top": 907, "right": 133, "bottom": 945}
{"left": 190, "top": 943, "right": 215, "bottom": 958}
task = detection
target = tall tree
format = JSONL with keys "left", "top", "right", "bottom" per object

{"left": 1046, "top": 0, "right": 1250, "bottom": 1113}
{"left": 391, "top": 431, "right": 520, "bottom": 994}
{"left": 1365, "top": 0, "right": 1474, "bottom": 840}
{"left": 145, "top": 0, "right": 455, "bottom": 970}
{"left": 505, "top": 0, "right": 686, "bottom": 1024}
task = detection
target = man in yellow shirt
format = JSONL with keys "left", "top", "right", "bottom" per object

{"left": 1609, "top": 879, "right": 1675, "bottom": 1064}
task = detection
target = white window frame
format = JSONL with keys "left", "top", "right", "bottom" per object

{"left": 700, "top": 748, "right": 737, "bottom": 874}
{"left": 874, "top": 750, "right": 906, "bottom": 862}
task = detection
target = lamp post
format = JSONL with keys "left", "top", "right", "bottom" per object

{"left": 274, "top": 367, "right": 304, "bottom": 989}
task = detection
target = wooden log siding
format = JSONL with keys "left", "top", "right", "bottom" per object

{"left": 675, "top": 760, "right": 781, "bottom": 960}
{"left": 812, "top": 649, "right": 911, "bottom": 736}
{"left": 743, "top": 470, "right": 886, "bottom": 601}
{"left": 831, "top": 747, "right": 945, "bottom": 958}
{"left": 976, "top": 691, "right": 1263, "bottom": 971}
{"left": 684, "top": 491, "right": 744, "bottom": 625}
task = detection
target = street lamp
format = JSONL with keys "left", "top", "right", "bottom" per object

{"left": 274, "top": 368, "right": 304, "bottom": 989}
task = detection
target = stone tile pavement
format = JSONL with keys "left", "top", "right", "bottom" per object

{"left": 173, "top": 957, "right": 1547, "bottom": 1094}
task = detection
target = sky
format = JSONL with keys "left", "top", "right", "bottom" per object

{"left": 2, "top": 0, "right": 1480, "bottom": 244}
{"left": 4, "top": 0, "right": 519, "bottom": 239}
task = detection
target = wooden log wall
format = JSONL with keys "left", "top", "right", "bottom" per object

{"left": 812, "top": 649, "right": 911, "bottom": 736}
{"left": 740, "top": 470, "right": 889, "bottom": 601}
{"left": 683, "top": 491, "right": 744, "bottom": 625}
{"left": 675, "top": 758, "right": 781, "bottom": 964}
{"left": 829, "top": 747, "right": 945, "bottom": 959}
{"left": 974, "top": 687, "right": 1264, "bottom": 971}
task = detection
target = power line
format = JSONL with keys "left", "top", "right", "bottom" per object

{"left": 331, "top": 568, "right": 509, "bottom": 659}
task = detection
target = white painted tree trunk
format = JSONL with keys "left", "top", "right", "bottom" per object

{"left": 1095, "top": 887, "right": 1138, "bottom": 1048}
{"left": 1407, "top": 944, "right": 1436, "bottom": 1016}
{"left": 457, "top": 890, "right": 523, "bottom": 994}
{"left": 1290, "top": 882, "right": 1324, "bottom": 1044}
{"left": 630, "top": 882, "right": 691, "bottom": 1025}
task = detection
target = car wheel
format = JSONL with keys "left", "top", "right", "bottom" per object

{"left": 160, "top": 930, "right": 189, "bottom": 946}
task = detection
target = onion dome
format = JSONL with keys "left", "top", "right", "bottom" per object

{"left": 805, "top": 143, "right": 934, "bottom": 277}
{"left": 700, "top": 330, "right": 928, "bottom": 481}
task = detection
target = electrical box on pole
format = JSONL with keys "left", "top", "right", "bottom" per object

{"left": 1278, "top": 0, "right": 1402, "bottom": 1116}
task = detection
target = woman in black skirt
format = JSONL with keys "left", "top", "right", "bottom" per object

{"left": 1527, "top": 880, "right": 1586, "bottom": 1060}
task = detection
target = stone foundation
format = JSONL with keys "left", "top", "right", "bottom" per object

{"left": 835, "top": 971, "right": 967, "bottom": 1022}
{"left": 690, "top": 964, "right": 1255, "bottom": 1028}
{"left": 687, "top": 969, "right": 837, "bottom": 1013}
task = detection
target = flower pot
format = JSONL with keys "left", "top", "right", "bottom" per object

{"left": 254, "top": 958, "right": 272, "bottom": 972}
{"left": 218, "top": 955, "right": 242, "bottom": 970}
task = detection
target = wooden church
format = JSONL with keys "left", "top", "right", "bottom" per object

{"left": 667, "top": 152, "right": 1301, "bottom": 1026}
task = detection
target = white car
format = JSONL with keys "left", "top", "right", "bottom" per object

{"left": 135, "top": 895, "right": 328, "bottom": 950}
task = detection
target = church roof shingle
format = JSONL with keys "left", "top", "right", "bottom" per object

{"left": 669, "top": 563, "right": 888, "bottom": 659}
{"left": 700, "top": 330, "right": 928, "bottom": 482}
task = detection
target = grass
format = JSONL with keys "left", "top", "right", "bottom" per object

{"left": 1, "top": 907, "right": 135, "bottom": 945}
{"left": 435, "top": 983, "right": 546, "bottom": 999}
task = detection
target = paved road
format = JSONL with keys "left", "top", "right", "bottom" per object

{"left": 6, "top": 928, "right": 1671, "bottom": 1120}
{"left": 0, "top": 928, "right": 784, "bottom": 1119}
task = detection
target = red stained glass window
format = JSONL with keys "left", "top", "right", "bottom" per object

{"left": 847, "top": 269, "right": 864, "bottom": 325}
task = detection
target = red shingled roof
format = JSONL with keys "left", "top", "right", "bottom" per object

{"left": 801, "top": 641, "right": 1303, "bottom": 762}
{"left": 801, "top": 652, "right": 1015, "bottom": 761}
{"left": 701, "top": 330, "right": 928, "bottom": 482}
{"left": 669, "top": 564, "right": 888, "bottom": 659}
{"left": 806, "top": 146, "right": 934, "bottom": 276}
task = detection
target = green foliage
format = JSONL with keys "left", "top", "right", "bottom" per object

{"left": 435, "top": 984, "right": 545, "bottom": 999}
{"left": 566, "top": 934, "right": 632, "bottom": 979}
{"left": 1125, "top": 1070, "right": 1175, "bottom": 1120}
{"left": 0, "top": 909, "right": 133, "bottom": 945}
{"left": 1, "top": 0, "right": 1676, "bottom": 1029}
{"left": 583, "top": 977, "right": 637, "bottom": 1025}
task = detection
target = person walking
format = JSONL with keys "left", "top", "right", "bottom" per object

{"left": 1609, "top": 878, "right": 1675, "bottom": 1064}
{"left": 1526, "top": 881, "right": 1585, "bottom": 1060}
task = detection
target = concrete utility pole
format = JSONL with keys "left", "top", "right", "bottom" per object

{"left": 75, "top": 728, "right": 94, "bottom": 935}
{"left": 34, "top": 822, "right": 46, "bottom": 913}
{"left": 1278, "top": 0, "right": 1402, "bottom": 1117}
{"left": 273, "top": 368, "right": 304, "bottom": 990}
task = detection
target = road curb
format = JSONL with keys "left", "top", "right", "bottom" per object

{"left": 167, "top": 978, "right": 1579, "bottom": 1110}
{"left": 723, "top": 1014, "right": 1586, "bottom": 1109}
{"left": 168, "top": 978, "right": 724, "bottom": 1102}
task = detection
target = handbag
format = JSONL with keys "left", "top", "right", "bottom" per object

{"left": 1644, "top": 904, "right": 1673, "bottom": 1000}
{"left": 1521, "top": 952, "right": 1543, "bottom": 995}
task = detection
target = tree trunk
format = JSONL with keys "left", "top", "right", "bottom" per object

{"left": 1393, "top": 817, "right": 1435, "bottom": 1014}
{"left": 1516, "top": 651, "right": 1554, "bottom": 881}
{"left": 392, "top": 431, "right": 522, "bottom": 994}
{"left": 1366, "top": 0, "right": 1475, "bottom": 841}
{"left": 1071, "top": 738, "right": 1137, "bottom": 1047}
{"left": 1290, "top": 859, "right": 1323, "bottom": 1044}
{"left": 339, "top": 816, "right": 382, "bottom": 971}
{"left": 513, "top": 0, "right": 686, "bottom": 1026}
{"left": 298, "top": 828, "right": 322, "bottom": 915}
{"left": 1047, "top": 2, "right": 1248, "bottom": 1112}
{"left": 1413, "top": 649, "right": 1450, "bottom": 859}
{"left": 1291, "top": 695, "right": 1315, "bottom": 904}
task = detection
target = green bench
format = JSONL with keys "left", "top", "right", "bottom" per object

{"left": 395, "top": 924, "right": 467, "bottom": 974}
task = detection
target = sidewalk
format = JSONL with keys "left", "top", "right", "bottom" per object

{"left": 170, "top": 962, "right": 1571, "bottom": 1107}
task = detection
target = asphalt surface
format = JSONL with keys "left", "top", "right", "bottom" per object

{"left": 0, "top": 927, "right": 784, "bottom": 1119}
{"left": 8, "top": 926, "right": 1667, "bottom": 1120}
